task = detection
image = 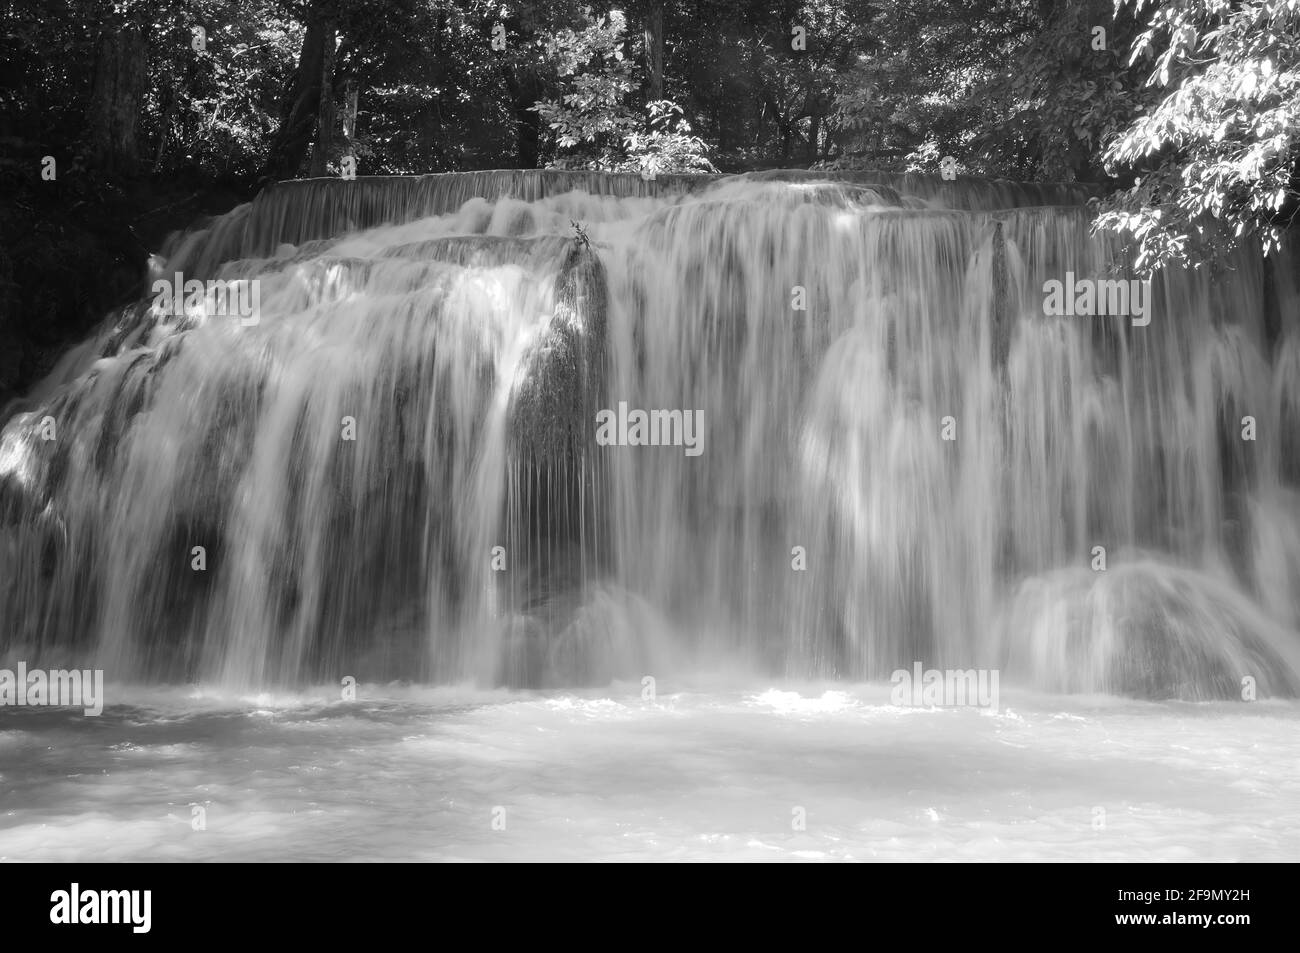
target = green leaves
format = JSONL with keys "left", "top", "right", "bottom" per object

{"left": 1098, "top": 0, "right": 1300, "bottom": 272}
{"left": 531, "top": 10, "right": 715, "bottom": 174}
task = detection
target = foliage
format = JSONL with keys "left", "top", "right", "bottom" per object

{"left": 826, "top": 0, "right": 1146, "bottom": 182}
{"left": 530, "top": 9, "right": 715, "bottom": 173}
{"left": 531, "top": 10, "right": 640, "bottom": 164}
{"left": 826, "top": 0, "right": 1010, "bottom": 173}
{"left": 621, "top": 101, "right": 717, "bottom": 175}
{"left": 1095, "top": 0, "right": 1300, "bottom": 271}
{"left": 975, "top": 0, "right": 1144, "bottom": 182}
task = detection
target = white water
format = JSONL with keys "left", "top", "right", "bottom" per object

{"left": 2, "top": 682, "right": 1296, "bottom": 862}
{"left": 2, "top": 166, "right": 1300, "bottom": 862}
{"left": 3, "top": 169, "right": 1298, "bottom": 699}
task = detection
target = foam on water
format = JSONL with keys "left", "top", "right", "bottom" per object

{"left": 1, "top": 684, "right": 1296, "bottom": 861}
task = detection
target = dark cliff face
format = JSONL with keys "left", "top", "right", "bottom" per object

{"left": 0, "top": 172, "right": 247, "bottom": 420}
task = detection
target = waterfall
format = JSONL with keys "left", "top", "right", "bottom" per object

{"left": 2, "top": 169, "right": 1298, "bottom": 698}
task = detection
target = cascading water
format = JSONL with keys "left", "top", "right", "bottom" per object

{"left": 2, "top": 169, "right": 1299, "bottom": 699}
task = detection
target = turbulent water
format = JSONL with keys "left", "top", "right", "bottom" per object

{"left": 2, "top": 169, "right": 1299, "bottom": 700}
{"left": 3, "top": 682, "right": 1298, "bottom": 862}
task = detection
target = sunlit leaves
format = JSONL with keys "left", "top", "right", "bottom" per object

{"left": 531, "top": 10, "right": 715, "bottom": 173}
{"left": 1097, "top": 0, "right": 1300, "bottom": 271}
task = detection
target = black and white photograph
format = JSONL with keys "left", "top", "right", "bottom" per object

{"left": 0, "top": 0, "right": 1296, "bottom": 894}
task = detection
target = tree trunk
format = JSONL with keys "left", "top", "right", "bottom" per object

{"left": 309, "top": 26, "right": 338, "bottom": 177}
{"left": 514, "top": 88, "right": 541, "bottom": 169}
{"left": 643, "top": 4, "right": 664, "bottom": 103}
{"left": 153, "top": 73, "right": 177, "bottom": 168}
{"left": 338, "top": 80, "right": 359, "bottom": 170}
{"left": 342, "top": 82, "right": 359, "bottom": 141}
{"left": 87, "top": 23, "right": 146, "bottom": 176}
{"left": 263, "top": 0, "right": 335, "bottom": 183}
{"left": 501, "top": 65, "right": 541, "bottom": 168}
